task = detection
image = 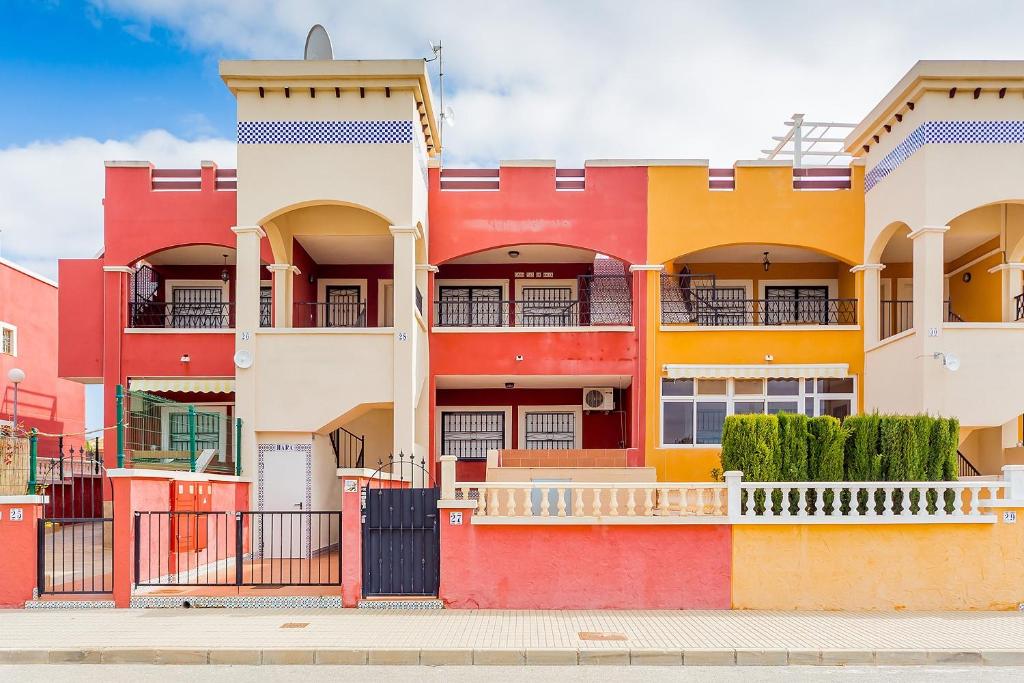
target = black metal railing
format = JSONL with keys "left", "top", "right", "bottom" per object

{"left": 416, "top": 286, "right": 424, "bottom": 317}
{"left": 330, "top": 426, "right": 365, "bottom": 469}
{"left": 134, "top": 510, "right": 342, "bottom": 587}
{"left": 433, "top": 275, "right": 632, "bottom": 328}
{"left": 259, "top": 299, "right": 272, "bottom": 327}
{"left": 958, "top": 451, "right": 981, "bottom": 478}
{"left": 129, "top": 301, "right": 235, "bottom": 329}
{"left": 663, "top": 297, "right": 857, "bottom": 326}
{"left": 880, "top": 299, "right": 913, "bottom": 339}
{"left": 293, "top": 301, "right": 368, "bottom": 328}
{"left": 1016, "top": 292, "right": 1024, "bottom": 321}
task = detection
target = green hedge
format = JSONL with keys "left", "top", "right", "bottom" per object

{"left": 720, "top": 412, "right": 960, "bottom": 484}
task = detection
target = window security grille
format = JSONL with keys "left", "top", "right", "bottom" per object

{"left": 437, "top": 287, "right": 503, "bottom": 326}
{"left": 441, "top": 411, "right": 505, "bottom": 460}
{"left": 171, "top": 287, "right": 225, "bottom": 328}
{"left": 524, "top": 412, "right": 576, "bottom": 449}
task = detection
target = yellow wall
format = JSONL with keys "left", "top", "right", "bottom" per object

{"left": 732, "top": 513, "right": 1024, "bottom": 610}
{"left": 646, "top": 164, "right": 865, "bottom": 481}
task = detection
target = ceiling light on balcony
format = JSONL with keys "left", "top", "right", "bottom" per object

{"left": 508, "top": 250, "right": 521, "bottom": 259}
{"left": 762, "top": 251, "right": 771, "bottom": 272}
{"left": 505, "top": 382, "right": 515, "bottom": 389}
{"left": 221, "top": 254, "right": 230, "bottom": 283}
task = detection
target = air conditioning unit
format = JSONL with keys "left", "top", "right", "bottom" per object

{"left": 582, "top": 387, "right": 615, "bottom": 411}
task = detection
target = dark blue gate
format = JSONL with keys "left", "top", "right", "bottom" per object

{"left": 361, "top": 454, "right": 439, "bottom": 597}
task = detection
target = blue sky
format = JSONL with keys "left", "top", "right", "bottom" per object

{"left": 1, "top": 1, "right": 236, "bottom": 145}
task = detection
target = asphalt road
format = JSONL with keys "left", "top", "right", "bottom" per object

{"left": 3, "top": 665, "right": 1024, "bottom": 681}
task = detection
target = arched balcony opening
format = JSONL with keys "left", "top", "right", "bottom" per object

{"left": 943, "top": 202, "right": 1024, "bottom": 324}
{"left": 660, "top": 244, "right": 857, "bottom": 328}
{"left": 126, "top": 245, "right": 273, "bottom": 330}
{"left": 433, "top": 244, "right": 633, "bottom": 329}
{"left": 873, "top": 223, "right": 916, "bottom": 339}
{"left": 260, "top": 202, "right": 400, "bottom": 328}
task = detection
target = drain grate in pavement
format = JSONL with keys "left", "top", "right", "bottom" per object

{"left": 280, "top": 622, "right": 310, "bottom": 629}
{"left": 578, "top": 631, "right": 628, "bottom": 641}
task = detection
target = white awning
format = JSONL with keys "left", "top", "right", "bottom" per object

{"left": 663, "top": 364, "right": 849, "bottom": 380}
{"left": 128, "top": 378, "right": 235, "bottom": 394}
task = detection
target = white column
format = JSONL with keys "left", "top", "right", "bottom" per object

{"left": 1003, "top": 465, "right": 1024, "bottom": 501}
{"left": 851, "top": 264, "right": 885, "bottom": 347}
{"left": 232, "top": 225, "right": 265, "bottom": 498}
{"left": 724, "top": 470, "right": 743, "bottom": 521}
{"left": 267, "top": 264, "right": 291, "bottom": 328}
{"left": 909, "top": 225, "right": 949, "bottom": 415}
{"left": 987, "top": 262, "right": 1024, "bottom": 322}
{"left": 390, "top": 225, "right": 420, "bottom": 472}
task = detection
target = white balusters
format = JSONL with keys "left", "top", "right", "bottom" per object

{"left": 506, "top": 488, "right": 516, "bottom": 517}
{"left": 523, "top": 488, "right": 533, "bottom": 518}
{"left": 556, "top": 488, "right": 567, "bottom": 517}
{"left": 477, "top": 488, "right": 487, "bottom": 516}
{"left": 540, "top": 487, "right": 551, "bottom": 517}
{"left": 882, "top": 487, "right": 894, "bottom": 517}
{"left": 643, "top": 488, "right": 654, "bottom": 516}
{"left": 591, "top": 488, "right": 601, "bottom": 516}
{"left": 574, "top": 489, "right": 585, "bottom": 517}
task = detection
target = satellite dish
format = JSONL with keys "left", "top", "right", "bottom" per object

{"left": 442, "top": 105, "right": 456, "bottom": 128}
{"left": 429, "top": 40, "right": 440, "bottom": 54}
{"left": 304, "top": 24, "right": 333, "bottom": 60}
{"left": 943, "top": 353, "right": 960, "bottom": 372}
{"left": 233, "top": 350, "right": 253, "bottom": 370}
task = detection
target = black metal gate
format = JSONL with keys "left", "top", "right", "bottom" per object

{"left": 36, "top": 438, "right": 114, "bottom": 595}
{"left": 362, "top": 454, "right": 440, "bottom": 597}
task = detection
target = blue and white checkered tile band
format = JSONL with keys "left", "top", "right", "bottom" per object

{"left": 865, "top": 120, "right": 1024, "bottom": 192}
{"left": 238, "top": 120, "right": 414, "bottom": 144}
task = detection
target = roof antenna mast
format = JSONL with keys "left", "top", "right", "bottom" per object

{"left": 426, "top": 41, "right": 454, "bottom": 159}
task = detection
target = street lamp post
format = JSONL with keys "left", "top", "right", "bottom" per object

{"left": 7, "top": 367, "right": 25, "bottom": 432}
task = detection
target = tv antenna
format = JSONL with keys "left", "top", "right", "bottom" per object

{"left": 426, "top": 40, "right": 454, "bottom": 156}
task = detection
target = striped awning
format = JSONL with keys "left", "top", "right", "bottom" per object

{"left": 663, "top": 364, "right": 848, "bottom": 380}
{"left": 128, "top": 378, "right": 235, "bottom": 394}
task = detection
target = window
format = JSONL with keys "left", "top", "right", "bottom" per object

{"left": 163, "top": 406, "right": 228, "bottom": 461}
{"left": 259, "top": 286, "right": 272, "bottom": 327}
{"left": 438, "top": 286, "right": 503, "bottom": 327}
{"left": 0, "top": 322, "right": 15, "bottom": 356}
{"left": 441, "top": 410, "right": 505, "bottom": 460}
{"left": 524, "top": 411, "right": 576, "bottom": 449}
{"left": 660, "top": 376, "right": 857, "bottom": 446}
{"left": 764, "top": 286, "right": 828, "bottom": 324}
{"left": 169, "top": 285, "right": 227, "bottom": 328}
{"left": 518, "top": 286, "right": 577, "bottom": 327}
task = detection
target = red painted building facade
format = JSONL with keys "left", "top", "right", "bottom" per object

{"left": 1, "top": 258, "right": 86, "bottom": 455}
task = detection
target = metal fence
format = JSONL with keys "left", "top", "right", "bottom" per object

{"left": 293, "top": 301, "right": 367, "bottom": 328}
{"left": 134, "top": 511, "right": 342, "bottom": 587}
{"left": 124, "top": 390, "right": 240, "bottom": 475}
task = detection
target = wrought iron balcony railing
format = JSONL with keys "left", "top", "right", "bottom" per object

{"left": 128, "top": 301, "right": 272, "bottom": 329}
{"left": 293, "top": 301, "right": 368, "bottom": 328}
{"left": 1016, "top": 292, "right": 1024, "bottom": 321}
{"left": 433, "top": 299, "right": 633, "bottom": 328}
{"left": 879, "top": 300, "right": 963, "bottom": 340}
{"left": 662, "top": 298, "right": 858, "bottom": 326}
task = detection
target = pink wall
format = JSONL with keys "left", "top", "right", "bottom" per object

{"left": 1, "top": 262, "right": 86, "bottom": 455}
{"left": 439, "top": 507, "right": 732, "bottom": 609}
{"left": 0, "top": 501, "right": 43, "bottom": 607}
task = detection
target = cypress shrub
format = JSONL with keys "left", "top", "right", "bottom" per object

{"left": 880, "top": 416, "right": 916, "bottom": 513}
{"left": 843, "top": 413, "right": 882, "bottom": 481}
{"left": 807, "top": 415, "right": 847, "bottom": 514}
{"left": 720, "top": 414, "right": 780, "bottom": 514}
{"left": 778, "top": 412, "right": 809, "bottom": 481}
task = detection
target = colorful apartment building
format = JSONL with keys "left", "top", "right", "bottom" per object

{"left": 52, "top": 52, "right": 1024, "bottom": 513}
{"left": 1, "top": 257, "right": 86, "bottom": 454}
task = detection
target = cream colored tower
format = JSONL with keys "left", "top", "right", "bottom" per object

{"left": 220, "top": 52, "right": 438, "bottom": 502}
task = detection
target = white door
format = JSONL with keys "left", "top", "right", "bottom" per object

{"left": 379, "top": 281, "right": 394, "bottom": 326}
{"left": 260, "top": 445, "right": 308, "bottom": 558}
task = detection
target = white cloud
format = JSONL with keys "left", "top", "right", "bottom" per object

{"left": 90, "top": 0, "right": 1024, "bottom": 167}
{"left": 0, "top": 131, "right": 234, "bottom": 279}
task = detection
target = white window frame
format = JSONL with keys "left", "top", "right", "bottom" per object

{"left": 435, "top": 405, "right": 512, "bottom": 459}
{"left": 517, "top": 405, "right": 583, "bottom": 449}
{"left": 161, "top": 404, "right": 229, "bottom": 461}
{"left": 0, "top": 321, "right": 17, "bottom": 356}
{"left": 378, "top": 279, "right": 394, "bottom": 327}
{"left": 659, "top": 376, "right": 857, "bottom": 448}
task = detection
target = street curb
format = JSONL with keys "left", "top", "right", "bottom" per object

{"left": 1, "top": 647, "right": 1024, "bottom": 666}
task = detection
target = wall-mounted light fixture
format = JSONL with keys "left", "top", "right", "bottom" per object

{"left": 962, "top": 272, "right": 972, "bottom": 283}
{"left": 508, "top": 250, "right": 521, "bottom": 259}
{"left": 762, "top": 251, "right": 771, "bottom": 272}
{"left": 180, "top": 354, "right": 191, "bottom": 363}
{"left": 220, "top": 254, "right": 230, "bottom": 283}
{"left": 504, "top": 382, "right": 515, "bottom": 389}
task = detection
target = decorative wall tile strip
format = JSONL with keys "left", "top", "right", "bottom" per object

{"left": 24, "top": 599, "right": 116, "bottom": 609}
{"left": 238, "top": 120, "right": 413, "bottom": 144}
{"left": 357, "top": 599, "right": 444, "bottom": 610}
{"left": 866, "top": 120, "right": 1024, "bottom": 191}
{"left": 129, "top": 595, "right": 343, "bottom": 609}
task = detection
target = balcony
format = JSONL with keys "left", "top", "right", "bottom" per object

{"left": 879, "top": 300, "right": 963, "bottom": 340}
{"left": 661, "top": 273, "right": 858, "bottom": 327}
{"left": 292, "top": 301, "right": 368, "bottom": 328}
{"left": 433, "top": 273, "right": 633, "bottom": 330}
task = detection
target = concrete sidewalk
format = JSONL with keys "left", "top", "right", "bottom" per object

{"left": 1, "top": 609, "right": 1023, "bottom": 666}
